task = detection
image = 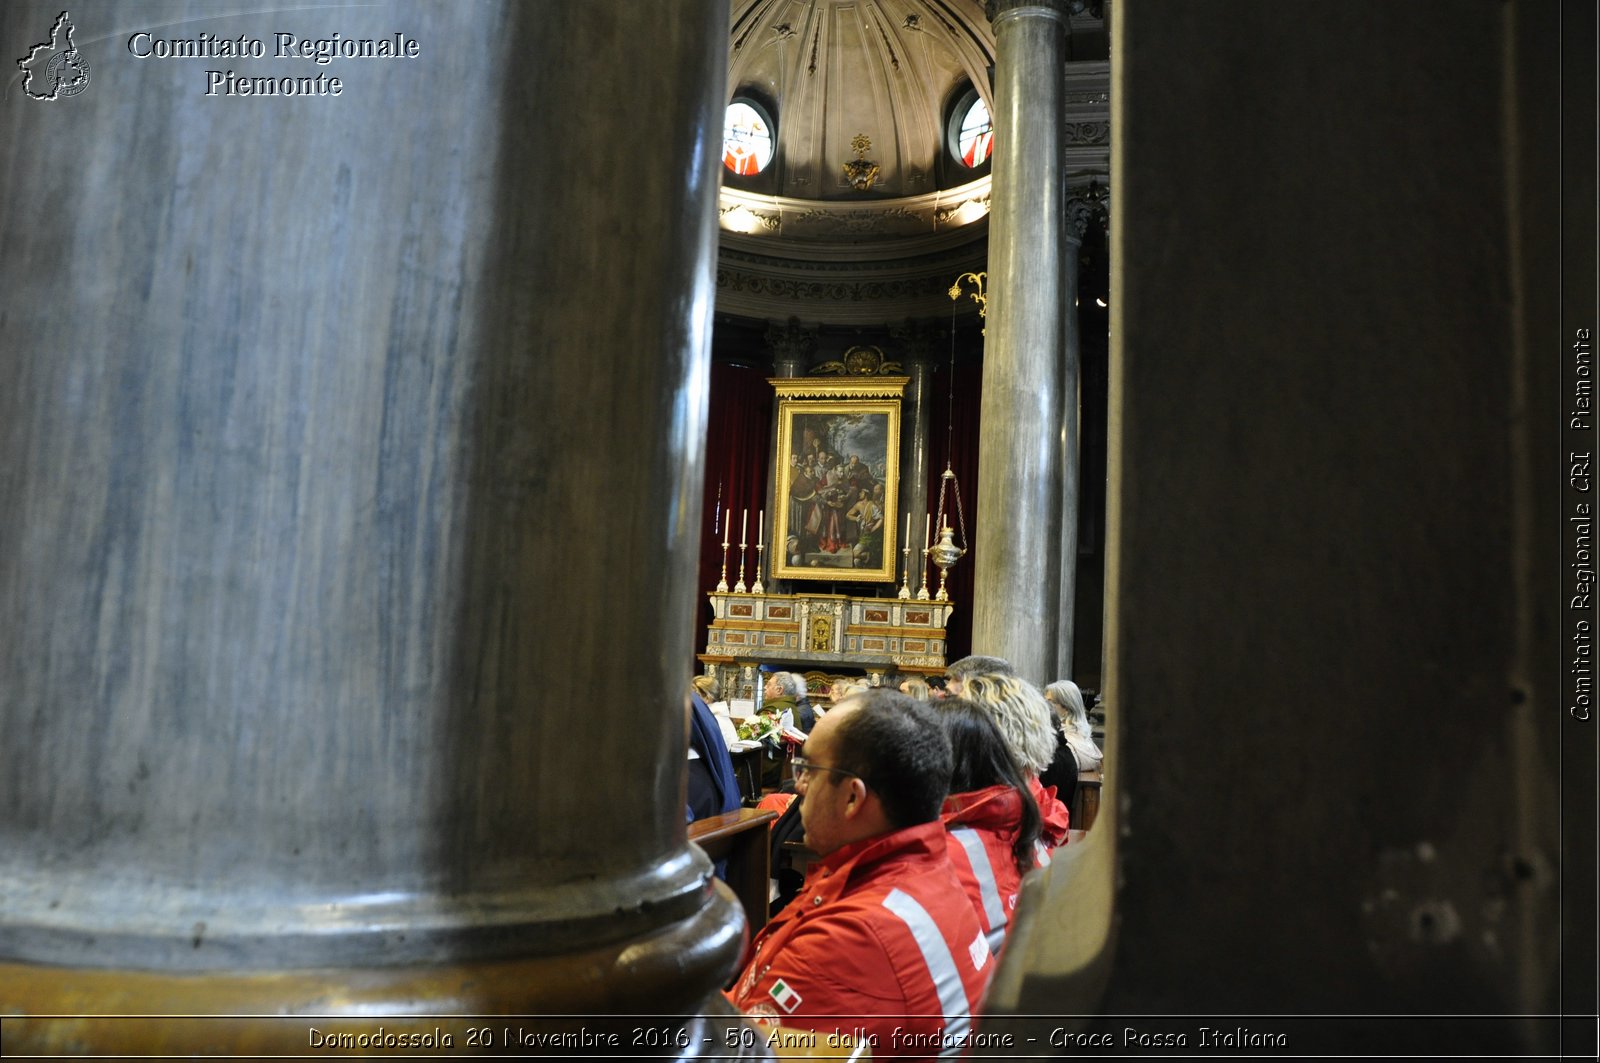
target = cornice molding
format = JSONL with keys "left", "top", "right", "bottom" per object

{"left": 716, "top": 235, "right": 990, "bottom": 327}
{"left": 718, "top": 177, "right": 993, "bottom": 243}
{"left": 771, "top": 376, "right": 911, "bottom": 400}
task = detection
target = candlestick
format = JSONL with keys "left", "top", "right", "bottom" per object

{"left": 734, "top": 522, "right": 749, "bottom": 594}
{"left": 896, "top": 512, "right": 912, "bottom": 599}
{"left": 751, "top": 544, "right": 766, "bottom": 595}
{"left": 916, "top": 514, "right": 932, "bottom": 599}
{"left": 716, "top": 535, "right": 731, "bottom": 593}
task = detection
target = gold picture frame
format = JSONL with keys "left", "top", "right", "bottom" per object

{"left": 771, "top": 377, "right": 907, "bottom": 583}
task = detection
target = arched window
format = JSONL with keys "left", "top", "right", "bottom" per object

{"left": 949, "top": 89, "right": 993, "bottom": 169}
{"left": 723, "top": 99, "right": 775, "bottom": 176}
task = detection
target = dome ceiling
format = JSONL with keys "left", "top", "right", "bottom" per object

{"left": 715, "top": 0, "right": 1109, "bottom": 325}
{"left": 725, "top": 0, "right": 995, "bottom": 202}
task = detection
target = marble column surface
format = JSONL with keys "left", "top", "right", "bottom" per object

{"left": 0, "top": 0, "right": 735, "bottom": 985}
{"left": 972, "top": 0, "right": 1072, "bottom": 684}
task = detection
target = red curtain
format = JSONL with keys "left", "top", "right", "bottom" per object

{"left": 694, "top": 363, "right": 774, "bottom": 662}
{"left": 923, "top": 354, "right": 983, "bottom": 661}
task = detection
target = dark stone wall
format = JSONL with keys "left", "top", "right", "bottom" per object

{"left": 1001, "top": 1, "right": 1584, "bottom": 1053}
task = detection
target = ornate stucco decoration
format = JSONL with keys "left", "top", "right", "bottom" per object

{"left": 719, "top": 177, "right": 992, "bottom": 241}
{"left": 1064, "top": 121, "right": 1110, "bottom": 145}
{"left": 810, "top": 345, "right": 905, "bottom": 377}
{"left": 842, "top": 134, "right": 882, "bottom": 192}
{"left": 1066, "top": 179, "right": 1110, "bottom": 241}
{"left": 719, "top": 202, "right": 781, "bottom": 233}
{"left": 889, "top": 319, "right": 943, "bottom": 363}
{"left": 765, "top": 317, "right": 819, "bottom": 367}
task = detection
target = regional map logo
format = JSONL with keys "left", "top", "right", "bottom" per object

{"left": 18, "top": 11, "right": 90, "bottom": 100}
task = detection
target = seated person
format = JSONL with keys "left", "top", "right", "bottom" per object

{"left": 1044, "top": 679, "right": 1103, "bottom": 773}
{"left": 693, "top": 674, "right": 740, "bottom": 748}
{"left": 784, "top": 671, "right": 817, "bottom": 733}
{"left": 760, "top": 670, "right": 800, "bottom": 728}
{"left": 762, "top": 788, "right": 806, "bottom": 918}
{"left": 959, "top": 672, "right": 1071, "bottom": 849}
{"left": 686, "top": 688, "right": 741, "bottom": 823}
{"left": 899, "top": 676, "right": 930, "bottom": 701}
{"left": 942, "top": 654, "right": 1015, "bottom": 697}
{"left": 727, "top": 690, "right": 991, "bottom": 1057}
{"left": 750, "top": 670, "right": 807, "bottom": 788}
{"left": 935, "top": 697, "right": 1044, "bottom": 956}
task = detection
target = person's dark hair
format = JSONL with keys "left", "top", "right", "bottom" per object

{"left": 946, "top": 654, "right": 1015, "bottom": 681}
{"left": 830, "top": 689, "right": 953, "bottom": 828}
{"left": 937, "top": 697, "right": 1041, "bottom": 875}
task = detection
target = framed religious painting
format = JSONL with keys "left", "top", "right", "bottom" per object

{"left": 771, "top": 377, "right": 907, "bottom": 583}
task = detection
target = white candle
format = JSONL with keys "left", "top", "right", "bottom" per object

{"left": 924, "top": 514, "right": 931, "bottom": 550}
{"left": 903, "top": 512, "right": 911, "bottom": 549}
{"left": 757, "top": 509, "right": 764, "bottom": 545}
{"left": 741, "top": 508, "right": 748, "bottom": 543}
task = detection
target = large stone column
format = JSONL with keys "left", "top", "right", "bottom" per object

{"left": 972, "top": 0, "right": 1072, "bottom": 683}
{"left": 767, "top": 318, "right": 819, "bottom": 380}
{"left": 0, "top": 1, "right": 744, "bottom": 1053}
{"left": 1055, "top": 186, "right": 1108, "bottom": 679}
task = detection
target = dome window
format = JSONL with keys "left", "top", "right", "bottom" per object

{"left": 951, "top": 91, "right": 993, "bottom": 169}
{"left": 723, "top": 99, "right": 775, "bottom": 176}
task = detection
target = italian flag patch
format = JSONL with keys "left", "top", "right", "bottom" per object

{"left": 769, "top": 978, "right": 803, "bottom": 1013}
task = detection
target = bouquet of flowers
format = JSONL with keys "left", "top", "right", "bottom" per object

{"left": 737, "top": 710, "right": 784, "bottom": 744}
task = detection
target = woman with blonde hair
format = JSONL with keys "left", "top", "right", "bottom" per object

{"left": 958, "top": 672, "right": 1070, "bottom": 848}
{"left": 690, "top": 674, "right": 738, "bottom": 747}
{"left": 898, "top": 676, "right": 930, "bottom": 701}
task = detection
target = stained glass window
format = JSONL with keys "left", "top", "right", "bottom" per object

{"left": 957, "top": 96, "right": 993, "bottom": 168}
{"left": 723, "top": 100, "right": 774, "bottom": 176}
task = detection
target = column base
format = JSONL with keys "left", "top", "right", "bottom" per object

{"left": 1, "top": 883, "right": 757, "bottom": 1059}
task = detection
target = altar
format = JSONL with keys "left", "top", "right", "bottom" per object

{"left": 697, "top": 365, "right": 966, "bottom": 701}
{"left": 698, "top": 590, "right": 953, "bottom": 699}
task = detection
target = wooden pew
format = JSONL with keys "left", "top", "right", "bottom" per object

{"left": 689, "top": 806, "right": 778, "bottom": 931}
{"left": 728, "top": 745, "right": 764, "bottom": 803}
{"left": 1072, "top": 770, "right": 1102, "bottom": 832}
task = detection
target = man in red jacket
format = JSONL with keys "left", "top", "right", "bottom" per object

{"left": 728, "top": 689, "right": 991, "bottom": 1059}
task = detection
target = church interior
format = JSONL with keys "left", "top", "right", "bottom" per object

{"left": 1, "top": 0, "right": 1593, "bottom": 1057}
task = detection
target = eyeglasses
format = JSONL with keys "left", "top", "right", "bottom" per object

{"left": 791, "top": 756, "right": 862, "bottom": 786}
